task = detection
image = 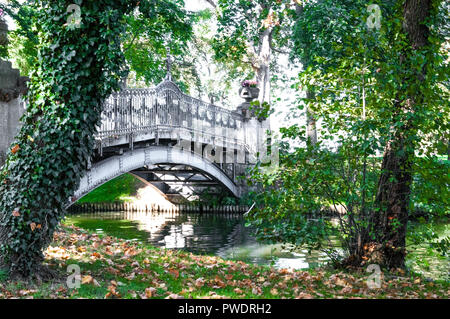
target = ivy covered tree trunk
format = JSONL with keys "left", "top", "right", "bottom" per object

{"left": 0, "top": 0, "right": 140, "bottom": 278}
{"left": 374, "top": 0, "right": 433, "bottom": 269}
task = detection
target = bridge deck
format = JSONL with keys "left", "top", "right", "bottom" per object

{"left": 96, "top": 80, "right": 248, "bottom": 153}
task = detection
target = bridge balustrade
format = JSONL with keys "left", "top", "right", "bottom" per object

{"left": 96, "top": 80, "right": 247, "bottom": 151}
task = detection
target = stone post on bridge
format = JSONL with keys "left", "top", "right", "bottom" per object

{"left": 0, "top": 16, "right": 29, "bottom": 166}
{"left": 235, "top": 81, "right": 273, "bottom": 192}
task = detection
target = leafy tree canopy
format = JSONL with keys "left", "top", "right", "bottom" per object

{"left": 247, "top": 0, "right": 449, "bottom": 269}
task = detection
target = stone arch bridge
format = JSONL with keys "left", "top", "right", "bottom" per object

{"left": 1, "top": 61, "right": 274, "bottom": 204}
{"left": 78, "top": 78, "right": 273, "bottom": 204}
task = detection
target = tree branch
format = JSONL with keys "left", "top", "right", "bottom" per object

{"left": 204, "top": 0, "right": 217, "bottom": 9}
{"left": 270, "top": 42, "right": 289, "bottom": 55}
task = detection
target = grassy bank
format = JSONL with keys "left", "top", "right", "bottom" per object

{"left": 0, "top": 224, "right": 448, "bottom": 299}
{"left": 78, "top": 173, "right": 145, "bottom": 204}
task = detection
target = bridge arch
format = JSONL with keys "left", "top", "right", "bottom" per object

{"left": 70, "top": 145, "right": 240, "bottom": 207}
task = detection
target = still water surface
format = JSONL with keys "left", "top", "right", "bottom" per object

{"left": 64, "top": 211, "right": 449, "bottom": 280}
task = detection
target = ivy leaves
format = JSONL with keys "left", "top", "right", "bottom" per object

{"left": 0, "top": 0, "right": 160, "bottom": 277}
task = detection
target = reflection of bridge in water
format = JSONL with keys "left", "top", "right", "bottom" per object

{"left": 72, "top": 71, "right": 273, "bottom": 204}
{"left": 74, "top": 211, "right": 246, "bottom": 254}
{"left": 68, "top": 211, "right": 331, "bottom": 269}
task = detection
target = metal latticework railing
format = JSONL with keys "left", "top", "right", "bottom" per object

{"left": 97, "top": 80, "right": 246, "bottom": 148}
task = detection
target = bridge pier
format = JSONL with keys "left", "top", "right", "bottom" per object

{"left": 0, "top": 59, "right": 28, "bottom": 167}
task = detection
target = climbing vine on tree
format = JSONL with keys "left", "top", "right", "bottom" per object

{"left": 0, "top": 0, "right": 183, "bottom": 278}
{"left": 247, "top": 0, "right": 449, "bottom": 269}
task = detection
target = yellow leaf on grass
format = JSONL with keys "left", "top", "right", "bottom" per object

{"left": 124, "top": 248, "right": 139, "bottom": 257}
{"left": 234, "top": 288, "right": 243, "bottom": 294}
{"left": 195, "top": 278, "right": 205, "bottom": 288}
{"left": 296, "top": 292, "right": 314, "bottom": 299}
{"left": 91, "top": 252, "right": 101, "bottom": 258}
{"left": 169, "top": 269, "right": 179, "bottom": 279}
{"left": 145, "top": 287, "right": 156, "bottom": 298}
{"left": 105, "top": 281, "right": 121, "bottom": 298}
{"left": 252, "top": 287, "right": 262, "bottom": 295}
{"left": 77, "top": 246, "right": 86, "bottom": 252}
{"left": 81, "top": 275, "right": 94, "bottom": 285}
{"left": 335, "top": 278, "right": 347, "bottom": 287}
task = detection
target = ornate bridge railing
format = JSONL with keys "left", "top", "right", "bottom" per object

{"left": 96, "top": 80, "right": 247, "bottom": 150}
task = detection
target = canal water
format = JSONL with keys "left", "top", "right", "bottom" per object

{"left": 64, "top": 211, "right": 449, "bottom": 280}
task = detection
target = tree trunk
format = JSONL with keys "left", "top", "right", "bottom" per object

{"left": 373, "top": 0, "right": 432, "bottom": 269}
{"left": 256, "top": 28, "right": 271, "bottom": 105}
{"left": 295, "top": 2, "right": 318, "bottom": 145}
{"left": 306, "top": 90, "right": 317, "bottom": 145}
{"left": 375, "top": 126, "right": 414, "bottom": 268}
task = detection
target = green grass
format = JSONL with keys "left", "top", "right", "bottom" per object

{"left": 0, "top": 224, "right": 448, "bottom": 299}
{"left": 0, "top": 269, "right": 7, "bottom": 282}
{"left": 78, "top": 173, "right": 145, "bottom": 204}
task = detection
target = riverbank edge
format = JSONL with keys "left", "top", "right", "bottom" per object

{"left": 73, "top": 173, "right": 445, "bottom": 220}
{"left": 0, "top": 224, "right": 448, "bottom": 299}
{"left": 67, "top": 203, "right": 444, "bottom": 223}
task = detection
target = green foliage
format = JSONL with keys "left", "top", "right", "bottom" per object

{"left": 1, "top": 1, "right": 193, "bottom": 84}
{"left": 0, "top": 45, "right": 6, "bottom": 60}
{"left": 247, "top": 138, "right": 378, "bottom": 255}
{"left": 212, "top": 0, "right": 298, "bottom": 104}
{"left": 408, "top": 217, "right": 449, "bottom": 256}
{"left": 247, "top": 0, "right": 449, "bottom": 267}
{"left": 122, "top": 0, "right": 193, "bottom": 89}
{"left": 213, "top": 0, "right": 294, "bottom": 64}
{"left": 411, "top": 157, "right": 449, "bottom": 216}
{"left": 249, "top": 100, "right": 273, "bottom": 121}
{"left": 0, "top": 1, "right": 39, "bottom": 74}
{"left": 0, "top": 0, "right": 183, "bottom": 278}
{"left": 185, "top": 10, "right": 246, "bottom": 107}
